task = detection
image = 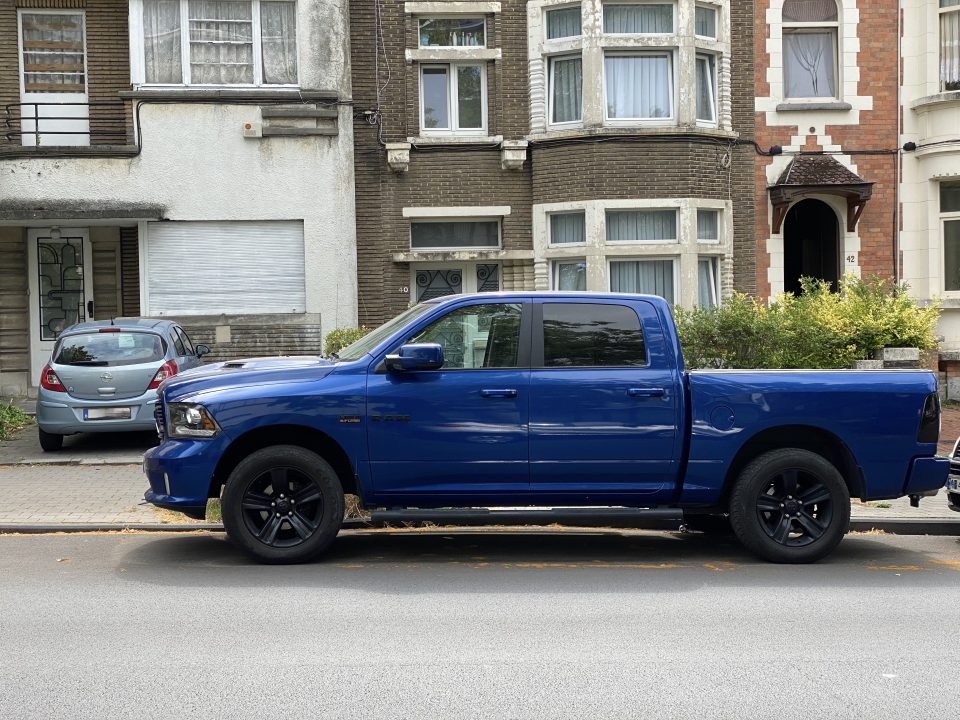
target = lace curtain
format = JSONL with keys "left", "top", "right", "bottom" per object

{"left": 943, "top": 1, "right": 960, "bottom": 91}
{"left": 551, "top": 56, "right": 582, "bottom": 123}
{"left": 784, "top": 31, "right": 836, "bottom": 98}
{"left": 605, "top": 55, "right": 671, "bottom": 119}
{"left": 261, "top": 1, "right": 298, "bottom": 84}
{"left": 188, "top": 1, "right": 254, "bottom": 84}
{"left": 606, "top": 210, "right": 677, "bottom": 242}
{"left": 144, "top": 0, "right": 183, "bottom": 83}
{"left": 610, "top": 260, "right": 675, "bottom": 302}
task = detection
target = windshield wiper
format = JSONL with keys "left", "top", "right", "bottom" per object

{"left": 63, "top": 360, "right": 109, "bottom": 366}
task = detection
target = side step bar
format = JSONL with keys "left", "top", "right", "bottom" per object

{"left": 368, "top": 507, "right": 685, "bottom": 529}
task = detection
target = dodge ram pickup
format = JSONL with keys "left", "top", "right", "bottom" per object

{"left": 144, "top": 292, "right": 948, "bottom": 564}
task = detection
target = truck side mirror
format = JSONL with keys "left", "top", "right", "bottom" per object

{"left": 385, "top": 343, "right": 444, "bottom": 372}
{"left": 195, "top": 344, "right": 210, "bottom": 358}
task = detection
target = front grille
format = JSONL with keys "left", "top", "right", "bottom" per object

{"left": 154, "top": 403, "right": 165, "bottom": 438}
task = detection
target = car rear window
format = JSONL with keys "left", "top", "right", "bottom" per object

{"left": 54, "top": 332, "right": 166, "bottom": 367}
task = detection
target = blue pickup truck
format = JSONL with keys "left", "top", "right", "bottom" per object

{"left": 144, "top": 293, "right": 948, "bottom": 564}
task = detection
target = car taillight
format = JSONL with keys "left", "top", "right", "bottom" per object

{"left": 148, "top": 359, "right": 179, "bottom": 390}
{"left": 918, "top": 392, "right": 940, "bottom": 444}
{"left": 40, "top": 364, "right": 65, "bottom": 392}
{"left": 98, "top": 327, "right": 121, "bottom": 333}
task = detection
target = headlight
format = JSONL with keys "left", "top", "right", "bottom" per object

{"left": 167, "top": 402, "right": 221, "bottom": 438}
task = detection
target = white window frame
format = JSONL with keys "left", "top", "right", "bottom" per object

{"left": 552, "top": 258, "right": 588, "bottom": 290}
{"left": 942, "top": 183, "right": 960, "bottom": 294}
{"left": 607, "top": 255, "right": 679, "bottom": 303}
{"left": 419, "top": 62, "right": 488, "bottom": 135}
{"left": 544, "top": 4, "right": 583, "bottom": 40}
{"left": 409, "top": 218, "right": 502, "bottom": 252}
{"left": 131, "top": 0, "right": 299, "bottom": 88}
{"left": 547, "top": 52, "right": 584, "bottom": 127}
{"left": 697, "top": 255, "right": 720, "bottom": 308}
{"left": 694, "top": 3, "right": 717, "bottom": 40}
{"left": 695, "top": 52, "right": 717, "bottom": 126}
{"left": 781, "top": 1, "right": 840, "bottom": 102}
{"left": 417, "top": 16, "right": 487, "bottom": 48}
{"left": 941, "top": 0, "right": 960, "bottom": 92}
{"left": 600, "top": 2, "right": 676, "bottom": 36}
{"left": 602, "top": 50, "right": 675, "bottom": 124}
{"left": 605, "top": 207, "right": 679, "bottom": 243}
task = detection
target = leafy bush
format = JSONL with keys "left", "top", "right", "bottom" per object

{"left": 675, "top": 275, "right": 940, "bottom": 370}
{"left": 0, "top": 402, "right": 32, "bottom": 440}
{"left": 324, "top": 327, "right": 371, "bottom": 356}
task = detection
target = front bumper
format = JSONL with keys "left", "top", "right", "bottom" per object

{"left": 143, "top": 435, "right": 229, "bottom": 515}
{"left": 37, "top": 387, "right": 158, "bottom": 435}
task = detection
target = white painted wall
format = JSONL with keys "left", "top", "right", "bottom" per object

{"left": 901, "top": 0, "right": 960, "bottom": 348}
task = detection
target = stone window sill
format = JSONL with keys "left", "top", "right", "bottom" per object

{"left": 774, "top": 101, "right": 853, "bottom": 112}
{"left": 910, "top": 91, "right": 960, "bottom": 112}
{"left": 404, "top": 1, "right": 501, "bottom": 13}
{"left": 120, "top": 88, "right": 338, "bottom": 102}
{"left": 408, "top": 135, "right": 503, "bottom": 146}
{"left": 405, "top": 48, "right": 501, "bottom": 63}
{"left": 527, "top": 126, "right": 739, "bottom": 143}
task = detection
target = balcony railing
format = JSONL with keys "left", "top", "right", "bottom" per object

{"left": 3, "top": 101, "right": 132, "bottom": 148}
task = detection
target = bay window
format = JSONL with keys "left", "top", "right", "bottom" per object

{"left": 943, "top": 182, "right": 960, "bottom": 292}
{"left": 696, "top": 53, "right": 717, "bottom": 123}
{"left": 603, "top": 3, "right": 674, "bottom": 34}
{"left": 420, "top": 64, "right": 486, "bottom": 134}
{"left": 140, "top": 0, "right": 297, "bottom": 86}
{"left": 782, "top": 0, "right": 839, "bottom": 99}
{"left": 550, "top": 55, "right": 583, "bottom": 124}
{"left": 606, "top": 209, "right": 678, "bottom": 242}
{"left": 943, "top": 0, "right": 960, "bottom": 92}
{"left": 604, "top": 53, "right": 673, "bottom": 121}
{"left": 609, "top": 259, "right": 675, "bottom": 302}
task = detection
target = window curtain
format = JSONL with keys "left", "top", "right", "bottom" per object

{"left": 606, "top": 210, "right": 677, "bottom": 241}
{"left": 188, "top": 0, "right": 254, "bottom": 84}
{"left": 610, "top": 260, "right": 674, "bottom": 302}
{"left": 943, "top": 2, "right": 960, "bottom": 91}
{"left": 944, "top": 220, "right": 960, "bottom": 291}
{"left": 144, "top": 0, "right": 183, "bottom": 83}
{"left": 696, "top": 55, "right": 715, "bottom": 121}
{"left": 550, "top": 213, "right": 586, "bottom": 244}
{"left": 698, "top": 258, "right": 718, "bottom": 308}
{"left": 695, "top": 6, "right": 716, "bottom": 36}
{"left": 557, "top": 261, "right": 587, "bottom": 291}
{"left": 603, "top": 4, "right": 673, "bottom": 33}
{"left": 605, "top": 55, "right": 671, "bottom": 118}
{"left": 551, "top": 56, "right": 582, "bottom": 122}
{"left": 697, "top": 209, "right": 719, "bottom": 240}
{"left": 784, "top": 31, "right": 836, "bottom": 97}
{"left": 261, "top": 1, "right": 297, "bottom": 84}
{"left": 547, "top": 7, "right": 582, "bottom": 39}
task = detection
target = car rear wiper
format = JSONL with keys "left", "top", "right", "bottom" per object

{"left": 63, "top": 360, "right": 109, "bottom": 366}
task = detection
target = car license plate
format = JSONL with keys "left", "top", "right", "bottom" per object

{"left": 948, "top": 476, "right": 960, "bottom": 492}
{"left": 84, "top": 407, "right": 131, "bottom": 421}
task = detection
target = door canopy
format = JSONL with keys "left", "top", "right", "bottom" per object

{"left": 768, "top": 155, "right": 873, "bottom": 234}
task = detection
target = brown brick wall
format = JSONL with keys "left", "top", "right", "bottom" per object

{"left": 754, "top": 0, "right": 899, "bottom": 299}
{"left": 0, "top": 0, "right": 131, "bottom": 146}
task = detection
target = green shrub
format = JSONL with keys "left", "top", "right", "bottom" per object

{"left": 324, "top": 326, "right": 371, "bottom": 356}
{"left": 675, "top": 275, "right": 940, "bottom": 370}
{"left": 0, "top": 402, "right": 32, "bottom": 441}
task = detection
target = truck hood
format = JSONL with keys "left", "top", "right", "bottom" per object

{"left": 160, "top": 356, "right": 337, "bottom": 402}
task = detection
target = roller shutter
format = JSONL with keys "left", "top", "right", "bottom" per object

{"left": 145, "top": 221, "right": 306, "bottom": 315}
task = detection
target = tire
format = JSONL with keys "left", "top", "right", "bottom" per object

{"left": 221, "top": 445, "right": 345, "bottom": 564}
{"left": 729, "top": 448, "right": 850, "bottom": 564}
{"left": 948, "top": 492, "right": 960, "bottom": 511}
{"left": 38, "top": 428, "right": 63, "bottom": 452}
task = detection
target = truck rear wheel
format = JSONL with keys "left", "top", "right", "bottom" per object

{"left": 221, "top": 445, "right": 344, "bottom": 564}
{"left": 729, "top": 448, "right": 849, "bottom": 563}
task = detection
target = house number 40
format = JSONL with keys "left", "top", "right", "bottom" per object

{"left": 399, "top": 286, "right": 409, "bottom": 294}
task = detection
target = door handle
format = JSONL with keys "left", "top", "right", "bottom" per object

{"left": 480, "top": 388, "right": 518, "bottom": 398}
{"left": 87, "top": 300, "right": 94, "bottom": 318}
{"left": 627, "top": 387, "right": 666, "bottom": 398}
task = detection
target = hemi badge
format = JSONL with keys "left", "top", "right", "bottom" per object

{"left": 339, "top": 415, "right": 361, "bottom": 424}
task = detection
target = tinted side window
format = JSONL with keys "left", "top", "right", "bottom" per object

{"left": 169, "top": 330, "right": 186, "bottom": 357}
{"left": 175, "top": 327, "right": 195, "bottom": 356}
{"left": 542, "top": 303, "right": 646, "bottom": 367}
{"left": 410, "top": 303, "right": 522, "bottom": 369}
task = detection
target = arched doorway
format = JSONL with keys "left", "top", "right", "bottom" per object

{"left": 783, "top": 198, "right": 840, "bottom": 295}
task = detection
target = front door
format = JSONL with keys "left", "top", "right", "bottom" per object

{"left": 366, "top": 300, "right": 530, "bottom": 504}
{"left": 528, "top": 299, "right": 681, "bottom": 502}
{"left": 27, "top": 229, "right": 94, "bottom": 385}
{"left": 18, "top": 10, "right": 89, "bottom": 146}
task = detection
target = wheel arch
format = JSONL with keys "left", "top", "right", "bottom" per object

{"left": 210, "top": 424, "right": 358, "bottom": 500}
{"left": 720, "top": 425, "right": 864, "bottom": 507}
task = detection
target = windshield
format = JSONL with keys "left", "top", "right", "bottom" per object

{"left": 54, "top": 331, "right": 166, "bottom": 367}
{"left": 336, "top": 303, "right": 435, "bottom": 362}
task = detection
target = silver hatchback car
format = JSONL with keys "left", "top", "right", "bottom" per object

{"left": 37, "top": 319, "right": 209, "bottom": 451}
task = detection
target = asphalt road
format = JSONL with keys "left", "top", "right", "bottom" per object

{"left": 1, "top": 529, "right": 958, "bottom": 720}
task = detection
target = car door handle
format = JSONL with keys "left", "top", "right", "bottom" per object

{"left": 627, "top": 387, "right": 666, "bottom": 398}
{"left": 480, "top": 389, "right": 518, "bottom": 398}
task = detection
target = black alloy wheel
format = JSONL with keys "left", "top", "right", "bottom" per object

{"left": 221, "top": 445, "right": 344, "bottom": 564}
{"left": 730, "top": 448, "right": 850, "bottom": 563}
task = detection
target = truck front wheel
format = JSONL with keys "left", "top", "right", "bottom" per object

{"left": 221, "top": 445, "right": 345, "bottom": 564}
{"left": 729, "top": 448, "right": 850, "bottom": 563}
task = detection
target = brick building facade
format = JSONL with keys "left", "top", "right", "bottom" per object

{"left": 351, "top": 0, "right": 756, "bottom": 326}
{"left": 754, "top": 0, "right": 899, "bottom": 300}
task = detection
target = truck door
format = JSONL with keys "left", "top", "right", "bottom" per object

{"left": 528, "top": 299, "right": 680, "bottom": 501}
{"left": 366, "top": 300, "right": 531, "bottom": 502}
